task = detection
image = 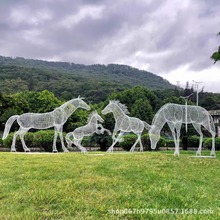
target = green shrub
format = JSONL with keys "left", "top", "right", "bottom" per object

{"left": 188, "top": 135, "right": 200, "bottom": 147}
{"left": 33, "top": 130, "right": 66, "bottom": 152}
{"left": 165, "top": 139, "right": 175, "bottom": 148}
{"left": 117, "top": 133, "right": 166, "bottom": 151}
{"left": 141, "top": 134, "right": 152, "bottom": 150}
{"left": 3, "top": 132, "right": 34, "bottom": 151}
{"left": 0, "top": 137, "right": 3, "bottom": 147}
{"left": 2, "top": 130, "right": 67, "bottom": 152}
{"left": 90, "top": 134, "right": 112, "bottom": 151}
{"left": 203, "top": 137, "right": 220, "bottom": 151}
{"left": 117, "top": 134, "right": 136, "bottom": 151}
{"left": 142, "top": 134, "right": 166, "bottom": 150}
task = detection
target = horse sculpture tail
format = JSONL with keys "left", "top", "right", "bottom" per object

{"left": 143, "top": 121, "right": 151, "bottom": 130}
{"left": 209, "top": 114, "right": 216, "bottom": 134}
{"left": 2, "top": 115, "right": 19, "bottom": 139}
{"left": 65, "top": 132, "right": 74, "bottom": 148}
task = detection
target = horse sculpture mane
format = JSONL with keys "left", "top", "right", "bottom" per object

{"left": 110, "top": 100, "right": 130, "bottom": 115}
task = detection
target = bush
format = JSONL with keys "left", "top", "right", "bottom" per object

{"left": 3, "top": 130, "right": 66, "bottom": 152}
{"left": 203, "top": 137, "right": 220, "bottom": 151}
{"left": 118, "top": 134, "right": 136, "bottom": 151}
{"left": 188, "top": 135, "right": 200, "bottom": 147}
{"left": 3, "top": 132, "right": 34, "bottom": 151}
{"left": 0, "top": 137, "right": 3, "bottom": 147}
{"left": 90, "top": 133, "right": 112, "bottom": 151}
{"left": 142, "top": 134, "right": 166, "bottom": 150}
{"left": 117, "top": 133, "right": 166, "bottom": 151}
{"left": 165, "top": 139, "right": 175, "bottom": 148}
{"left": 33, "top": 130, "right": 66, "bottom": 152}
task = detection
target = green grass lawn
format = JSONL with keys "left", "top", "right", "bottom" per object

{"left": 0, "top": 151, "right": 219, "bottom": 220}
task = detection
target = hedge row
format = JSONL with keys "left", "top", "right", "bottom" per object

{"left": 2, "top": 130, "right": 66, "bottom": 152}
{"left": 1, "top": 131, "right": 219, "bottom": 151}
{"left": 116, "top": 134, "right": 165, "bottom": 151}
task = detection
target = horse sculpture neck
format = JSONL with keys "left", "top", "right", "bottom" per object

{"left": 151, "top": 107, "right": 167, "bottom": 132}
{"left": 111, "top": 103, "right": 126, "bottom": 120}
{"left": 57, "top": 99, "right": 80, "bottom": 118}
{"left": 89, "top": 116, "right": 98, "bottom": 124}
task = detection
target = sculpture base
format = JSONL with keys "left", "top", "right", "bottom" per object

{"left": 189, "top": 155, "right": 216, "bottom": 159}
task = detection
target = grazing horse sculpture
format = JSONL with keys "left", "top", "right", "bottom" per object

{"left": 65, "top": 111, "right": 111, "bottom": 152}
{"left": 2, "top": 97, "right": 91, "bottom": 153}
{"left": 149, "top": 103, "right": 216, "bottom": 156}
{"left": 101, "top": 100, "right": 151, "bottom": 152}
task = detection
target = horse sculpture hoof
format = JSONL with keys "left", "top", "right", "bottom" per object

{"left": 53, "top": 150, "right": 58, "bottom": 153}
{"left": 210, "top": 151, "right": 216, "bottom": 157}
{"left": 107, "top": 148, "right": 113, "bottom": 153}
{"left": 11, "top": 150, "right": 16, "bottom": 152}
{"left": 174, "top": 152, "right": 179, "bottom": 157}
{"left": 25, "top": 149, "right": 31, "bottom": 153}
{"left": 196, "top": 151, "right": 201, "bottom": 156}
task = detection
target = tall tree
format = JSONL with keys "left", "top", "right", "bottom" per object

{"left": 211, "top": 32, "right": 220, "bottom": 63}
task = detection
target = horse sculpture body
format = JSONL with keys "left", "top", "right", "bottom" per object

{"left": 101, "top": 100, "right": 151, "bottom": 152}
{"left": 149, "top": 103, "right": 216, "bottom": 156}
{"left": 65, "top": 111, "right": 111, "bottom": 152}
{"left": 2, "top": 97, "right": 90, "bottom": 152}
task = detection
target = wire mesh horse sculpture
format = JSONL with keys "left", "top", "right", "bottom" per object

{"left": 149, "top": 103, "right": 216, "bottom": 156}
{"left": 101, "top": 100, "right": 151, "bottom": 152}
{"left": 2, "top": 97, "right": 91, "bottom": 152}
{"left": 65, "top": 111, "right": 111, "bottom": 152}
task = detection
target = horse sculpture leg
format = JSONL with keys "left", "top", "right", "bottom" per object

{"left": 168, "top": 123, "right": 179, "bottom": 156}
{"left": 138, "top": 134, "right": 144, "bottom": 152}
{"left": 172, "top": 131, "right": 179, "bottom": 156}
{"left": 57, "top": 127, "right": 69, "bottom": 153}
{"left": 107, "top": 132, "right": 124, "bottom": 152}
{"left": 202, "top": 123, "right": 216, "bottom": 157}
{"left": 175, "top": 124, "right": 181, "bottom": 156}
{"left": 11, "top": 130, "right": 19, "bottom": 152}
{"left": 130, "top": 133, "right": 142, "bottom": 152}
{"left": 53, "top": 126, "right": 69, "bottom": 153}
{"left": 192, "top": 124, "right": 203, "bottom": 156}
{"left": 211, "top": 134, "right": 216, "bottom": 157}
{"left": 74, "top": 139, "right": 87, "bottom": 153}
{"left": 52, "top": 127, "right": 59, "bottom": 153}
{"left": 19, "top": 128, "right": 30, "bottom": 152}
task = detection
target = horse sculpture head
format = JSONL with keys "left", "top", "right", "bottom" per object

{"left": 95, "top": 112, "right": 104, "bottom": 123}
{"left": 149, "top": 125, "right": 160, "bottom": 150}
{"left": 102, "top": 100, "right": 129, "bottom": 116}
{"left": 88, "top": 111, "right": 104, "bottom": 123}
{"left": 101, "top": 101, "right": 113, "bottom": 115}
{"left": 76, "top": 96, "right": 91, "bottom": 111}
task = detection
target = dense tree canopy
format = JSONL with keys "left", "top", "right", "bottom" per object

{"left": 0, "top": 56, "right": 174, "bottom": 103}
{"left": 211, "top": 32, "right": 220, "bottom": 63}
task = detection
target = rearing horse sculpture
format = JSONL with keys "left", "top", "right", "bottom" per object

{"left": 65, "top": 111, "right": 111, "bottom": 152}
{"left": 149, "top": 103, "right": 216, "bottom": 156}
{"left": 2, "top": 97, "right": 91, "bottom": 152}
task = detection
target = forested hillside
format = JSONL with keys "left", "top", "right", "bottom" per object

{"left": 0, "top": 56, "right": 174, "bottom": 102}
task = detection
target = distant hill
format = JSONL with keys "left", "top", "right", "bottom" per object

{"left": 0, "top": 56, "right": 174, "bottom": 102}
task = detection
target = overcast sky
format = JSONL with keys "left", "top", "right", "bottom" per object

{"left": 0, "top": 0, "right": 220, "bottom": 92}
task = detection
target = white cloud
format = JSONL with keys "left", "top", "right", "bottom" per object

{"left": 0, "top": 0, "right": 220, "bottom": 93}
{"left": 163, "top": 64, "right": 220, "bottom": 93}
{"left": 59, "top": 5, "right": 104, "bottom": 29}
{"left": 9, "top": 6, "right": 52, "bottom": 27}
